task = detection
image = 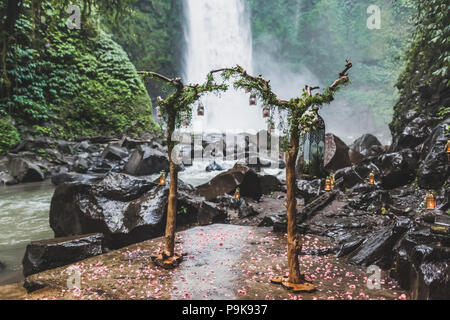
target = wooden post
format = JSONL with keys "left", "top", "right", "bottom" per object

{"left": 286, "top": 130, "right": 302, "bottom": 284}
{"left": 163, "top": 112, "right": 178, "bottom": 258}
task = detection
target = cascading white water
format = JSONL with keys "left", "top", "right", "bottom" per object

{"left": 183, "top": 0, "right": 266, "bottom": 133}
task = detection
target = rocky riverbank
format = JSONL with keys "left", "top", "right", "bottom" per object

{"left": 0, "top": 119, "right": 449, "bottom": 299}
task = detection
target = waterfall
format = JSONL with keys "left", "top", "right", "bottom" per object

{"left": 183, "top": 0, "right": 267, "bottom": 133}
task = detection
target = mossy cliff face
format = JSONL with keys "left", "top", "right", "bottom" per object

{"left": 0, "top": 1, "right": 158, "bottom": 144}
{"left": 389, "top": 1, "right": 449, "bottom": 150}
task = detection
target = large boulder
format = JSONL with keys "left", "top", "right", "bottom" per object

{"left": 0, "top": 260, "right": 5, "bottom": 272}
{"left": 101, "top": 144, "right": 128, "bottom": 161}
{"left": 22, "top": 233, "right": 105, "bottom": 277}
{"left": 350, "top": 134, "right": 382, "bottom": 156}
{"left": 197, "top": 164, "right": 262, "bottom": 201}
{"left": 349, "top": 217, "right": 413, "bottom": 268}
{"left": 393, "top": 228, "right": 450, "bottom": 300}
{"left": 391, "top": 115, "right": 434, "bottom": 151}
{"left": 197, "top": 201, "right": 227, "bottom": 225}
{"left": 296, "top": 179, "right": 321, "bottom": 203}
{"left": 417, "top": 119, "right": 450, "bottom": 190}
{"left": 335, "top": 158, "right": 381, "bottom": 189}
{"left": 124, "top": 145, "right": 169, "bottom": 176}
{"left": 8, "top": 158, "right": 45, "bottom": 183}
{"left": 49, "top": 173, "right": 198, "bottom": 248}
{"left": 380, "top": 149, "right": 418, "bottom": 189}
{"left": 259, "top": 174, "right": 282, "bottom": 194}
{"left": 324, "top": 134, "right": 351, "bottom": 172}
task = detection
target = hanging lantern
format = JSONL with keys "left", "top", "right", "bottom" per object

{"left": 183, "top": 116, "right": 189, "bottom": 127}
{"left": 197, "top": 103, "right": 205, "bottom": 116}
{"left": 368, "top": 172, "right": 375, "bottom": 185}
{"left": 234, "top": 187, "right": 241, "bottom": 199}
{"left": 426, "top": 191, "right": 436, "bottom": 210}
{"left": 156, "top": 106, "right": 162, "bottom": 119}
{"left": 249, "top": 94, "right": 257, "bottom": 106}
{"left": 263, "top": 106, "right": 270, "bottom": 118}
{"left": 324, "top": 177, "right": 332, "bottom": 191}
{"left": 159, "top": 170, "right": 166, "bottom": 186}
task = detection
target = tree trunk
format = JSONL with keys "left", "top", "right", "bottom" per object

{"left": 164, "top": 117, "right": 178, "bottom": 258}
{"left": 286, "top": 131, "right": 302, "bottom": 284}
{"left": 164, "top": 156, "right": 178, "bottom": 257}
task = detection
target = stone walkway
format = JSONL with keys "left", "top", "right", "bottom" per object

{"left": 0, "top": 224, "right": 408, "bottom": 300}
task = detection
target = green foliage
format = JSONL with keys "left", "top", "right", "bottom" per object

{"left": 0, "top": 117, "right": 20, "bottom": 154}
{"left": 104, "top": 0, "right": 184, "bottom": 98}
{"left": 390, "top": 0, "right": 449, "bottom": 136}
{"left": 0, "top": 0, "right": 158, "bottom": 142}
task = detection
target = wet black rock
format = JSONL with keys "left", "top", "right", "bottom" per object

{"left": 296, "top": 179, "right": 321, "bottom": 203}
{"left": 350, "top": 134, "right": 382, "bottom": 156}
{"left": 259, "top": 174, "right": 282, "bottom": 195}
{"left": 8, "top": 158, "right": 45, "bottom": 183}
{"left": 324, "top": 134, "right": 352, "bottom": 172}
{"left": 205, "top": 161, "right": 223, "bottom": 172}
{"left": 348, "top": 186, "right": 392, "bottom": 213}
{"left": 197, "top": 164, "right": 262, "bottom": 201}
{"left": 101, "top": 144, "right": 128, "bottom": 161}
{"left": 393, "top": 228, "right": 450, "bottom": 300}
{"left": 197, "top": 201, "right": 227, "bottom": 225}
{"left": 50, "top": 173, "right": 200, "bottom": 248}
{"left": 391, "top": 115, "right": 434, "bottom": 151}
{"left": 335, "top": 238, "right": 364, "bottom": 258}
{"left": 0, "top": 172, "right": 17, "bottom": 185}
{"left": 0, "top": 260, "right": 5, "bottom": 271}
{"left": 237, "top": 199, "right": 259, "bottom": 218}
{"left": 124, "top": 145, "right": 169, "bottom": 176}
{"left": 335, "top": 158, "right": 380, "bottom": 189}
{"left": 380, "top": 149, "right": 418, "bottom": 189}
{"left": 417, "top": 119, "right": 450, "bottom": 190}
{"left": 349, "top": 217, "right": 413, "bottom": 268}
{"left": 22, "top": 233, "right": 105, "bottom": 277}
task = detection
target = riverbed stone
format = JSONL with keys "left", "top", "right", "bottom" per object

{"left": 124, "top": 145, "right": 169, "bottom": 176}
{"left": 22, "top": 233, "right": 105, "bottom": 277}
{"left": 8, "top": 158, "right": 45, "bottom": 183}
{"left": 417, "top": 119, "right": 450, "bottom": 190}
{"left": 197, "top": 164, "right": 262, "bottom": 201}
{"left": 349, "top": 217, "right": 413, "bottom": 268}
{"left": 324, "top": 134, "right": 352, "bottom": 172}
{"left": 350, "top": 134, "right": 382, "bottom": 156}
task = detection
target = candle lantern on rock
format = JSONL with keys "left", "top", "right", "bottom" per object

{"left": 324, "top": 177, "right": 332, "bottom": 191}
{"left": 234, "top": 187, "right": 241, "bottom": 199}
{"left": 368, "top": 172, "right": 375, "bottom": 185}
{"left": 159, "top": 170, "right": 166, "bottom": 186}
{"left": 426, "top": 191, "right": 436, "bottom": 210}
